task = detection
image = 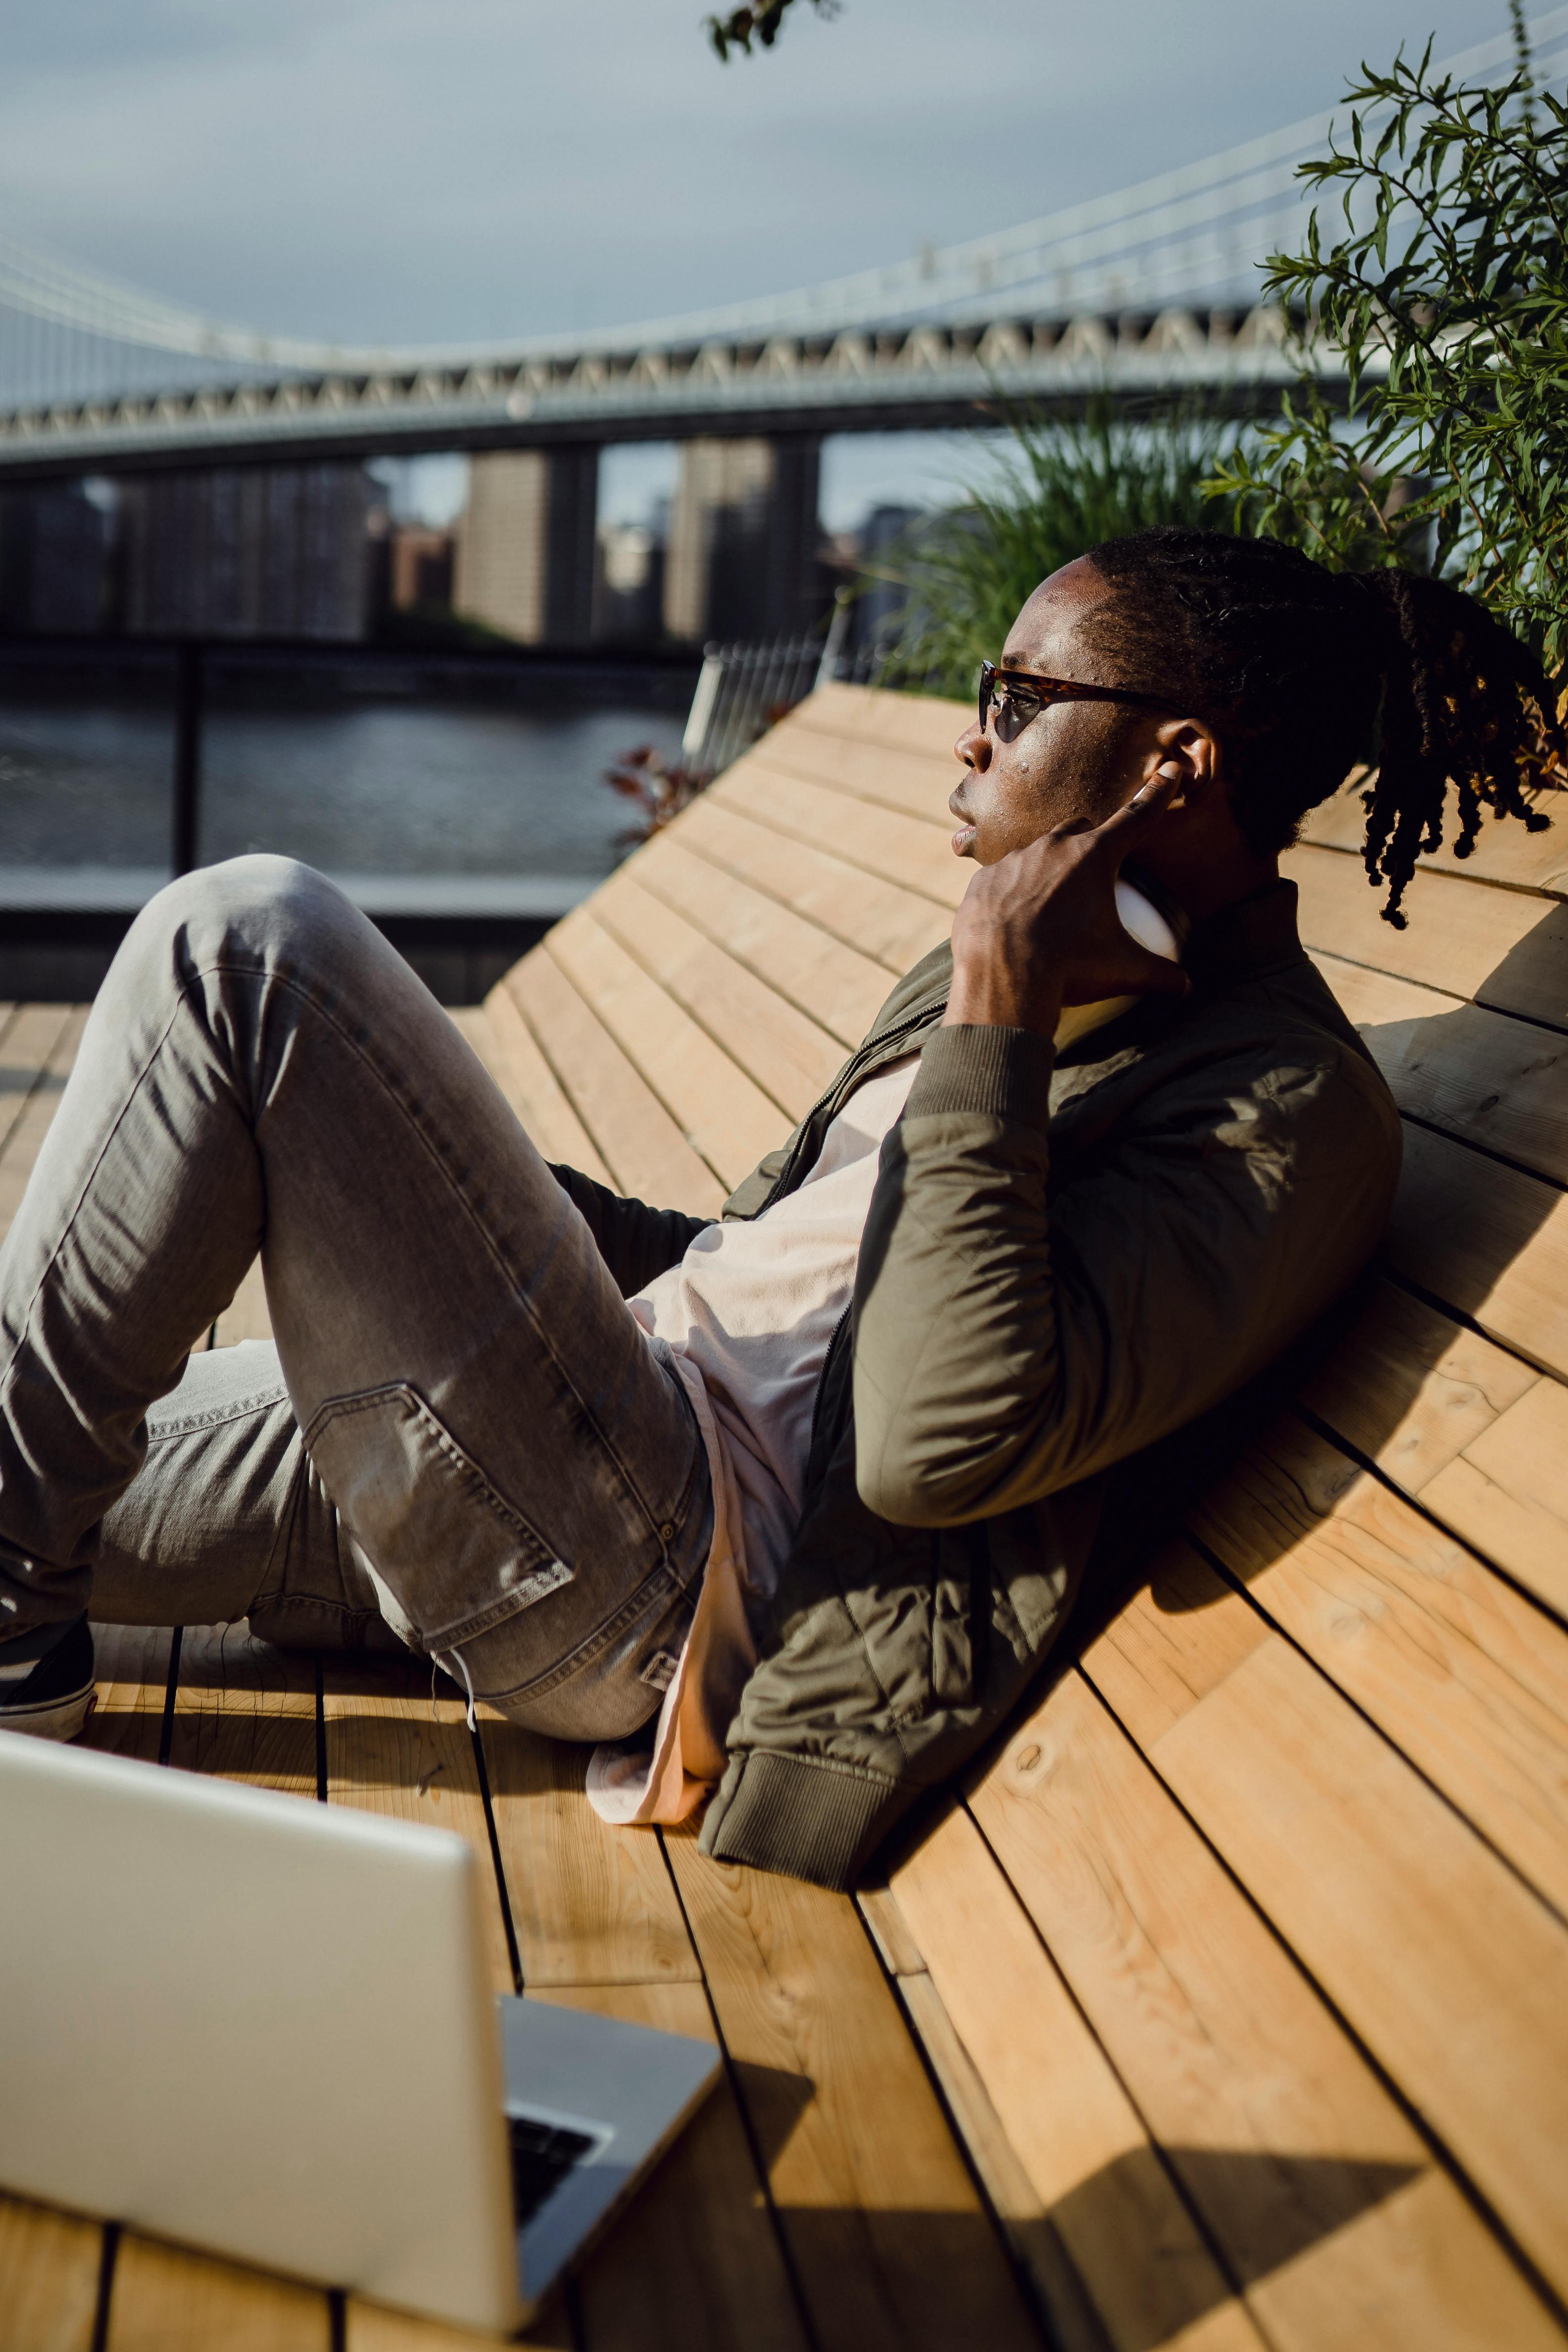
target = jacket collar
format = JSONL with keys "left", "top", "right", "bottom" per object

{"left": 868, "top": 941, "right": 952, "bottom": 1037}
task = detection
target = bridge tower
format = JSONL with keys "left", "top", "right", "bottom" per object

{"left": 663, "top": 436, "right": 821, "bottom": 645}
{"left": 453, "top": 446, "right": 599, "bottom": 646}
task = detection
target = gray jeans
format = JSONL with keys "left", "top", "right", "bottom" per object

{"left": 0, "top": 857, "right": 713, "bottom": 1741}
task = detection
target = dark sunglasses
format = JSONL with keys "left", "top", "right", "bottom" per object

{"left": 977, "top": 659, "right": 1187, "bottom": 744}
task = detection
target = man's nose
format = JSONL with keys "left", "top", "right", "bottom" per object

{"left": 956, "top": 719, "right": 989, "bottom": 772}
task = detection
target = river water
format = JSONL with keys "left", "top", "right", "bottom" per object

{"left": 0, "top": 660, "right": 693, "bottom": 918}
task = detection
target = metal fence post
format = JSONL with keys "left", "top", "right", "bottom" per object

{"left": 171, "top": 640, "right": 204, "bottom": 877}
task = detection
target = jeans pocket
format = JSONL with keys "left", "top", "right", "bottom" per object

{"left": 303, "top": 1382, "right": 572, "bottom": 1651}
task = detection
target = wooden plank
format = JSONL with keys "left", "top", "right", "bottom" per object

{"left": 716, "top": 763, "right": 966, "bottom": 909}
{"left": 445, "top": 1003, "right": 518, "bottom": 1103}
{"left": 592, "top": 871, "right": 844, "bottom": 1119}
{"left": 1423, "top": 1379, "right": 1568, "bottom": 1622}
{"left": 891, "top": 1807, "right": 1264, "bottom": 2352}
{"left": 475, "top": 1714, "right": 700, "bottom": 1989}
{"left": 165, "top": 1621, "right": 318, "bottom": 1797}
{"left": 1313, "top": 950, "right": 1568, "bottom": 1186}
{"left": 751, "top": 723, "right": 959, "bottom": 830}
{"left": 348, "top": 2296, "right": 564, "bottom": 2352}
{"left": 0, "top": 1006, "right": 87, "bottom": 1244}
{"left": 625, "top": 830, "right": 890, "bottom": 1049}
{"left": 1083, "top": 1542, "right": 1271, "bottom": 1746}
{"left": 506, "top": 946, "right": 725, "bottom": 1216}
{"left": 1386, "top": 1121, "right": 1568, "bottom": 1380}
{"left": 1297, "top": 1279, "right": 1568, "bottom": 1620}
{"left": 892, "top": 1972, "right": 1124, "bottom": 2352}
{"left": 81, "top": 1623, "right": 175, "bottom": 1765}
{"left": 482, "top": 974, "right": 615, "bottom": 1185}
{"left": 105, "top": 2230, "right": 329, "bottom": 2352}
{"left": 212, "top": 1258, "right": 273, "bottom": 1347}
{"left": 548, "top": 910, "right": 790, "bottom": 1190}
{"left": 0, "top": 1001, "right": 75, "bottom": 1162}
{"left": 1084, "top": 1547, "right": 1568, "bottom": 2307}
{"left": 1190, "top": 1414, "right": 1568, "bottom": 1921}
{"left": 968, "top": 1664, "right": 1561, "bottom": 2350}
{"left": 322, "top": 1655, "right": 516, "bottom": 1996}
{"left": 450, "top": 998, "right": 621, "bottom": 1206}
{"left": 533, "top": 1982, "right": 810, "bottom": 2352}
{"left": 1300, "top": 1278, "right": 1540, "bottom": 1500}
{"left": 661, "top": 1826, "right": 1044, "bottom": 2352}
{"left": 673, "top": 796, "right": 950, "bottom": 975}
{"left": 1286, "top": 841, "right": 1568, "bottom": 1027}
{"left": 1300, "top": 784, "right": 1568, "bottom": 896}
{"left": 854, "top": 1877, "right": 928, "bottom": 1980}
{"left": 0, "top": 2191, "right": 103, "bottom": 2352}
{"left": 788, "top": 682, "right": 967, "bottom": 764}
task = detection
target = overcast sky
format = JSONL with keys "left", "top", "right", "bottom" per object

{"left": 0, "top": 0, "right": 1513, "bottom": 345}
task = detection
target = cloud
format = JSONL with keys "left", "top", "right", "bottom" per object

{"left": 0, "top": 0, "right": 1498, "bottom": 343}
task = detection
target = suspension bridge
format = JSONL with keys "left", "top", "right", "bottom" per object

{"left": 0, "top": 11, "right": 1560, "bottom": 481}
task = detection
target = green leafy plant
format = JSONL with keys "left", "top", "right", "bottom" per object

{"left": 1207, "top": 41, "right": 1568, "bottom": 668}
{"left": 871, "top": 402, "right": 1244, "bottom": 700}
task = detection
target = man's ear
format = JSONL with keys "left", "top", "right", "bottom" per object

{"left": 1146, "top": 721, "right": 1219, "bottom": 810}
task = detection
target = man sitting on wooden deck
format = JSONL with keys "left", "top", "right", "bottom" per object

{"left": 1, "top": 531, "right": 1559, "bottom": 1889}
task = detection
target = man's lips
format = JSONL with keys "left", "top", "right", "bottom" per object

{"left": 949, "top": 790, "right": 975, "bottom": 856}
{"left": 951, "top": 824, "right": 977, "bottom": 856}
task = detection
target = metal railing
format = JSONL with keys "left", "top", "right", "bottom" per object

{"left": 681, "top": 601, "right": 850, "bottom": 780}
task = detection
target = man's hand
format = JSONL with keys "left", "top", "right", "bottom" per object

{"left": 944, "top": 770, "right": 1191, "bottom": 1035}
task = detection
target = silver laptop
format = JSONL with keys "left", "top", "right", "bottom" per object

{"left": 0, "top": 1730, "right": 719, "bottom": 2333}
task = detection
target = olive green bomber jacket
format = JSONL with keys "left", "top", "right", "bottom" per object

{"left": 553, "top": 879, "right": 1402, "bottom": 1889}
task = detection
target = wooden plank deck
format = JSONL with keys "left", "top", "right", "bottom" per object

{"left": 4, "top": 681, "right": 1568, "bottom": 2348}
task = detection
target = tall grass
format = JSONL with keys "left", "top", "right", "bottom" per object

{"left": 869, "top": 401, "right": 1247, "bottom": 700}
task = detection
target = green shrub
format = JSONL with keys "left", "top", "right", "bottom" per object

{"left": 1208, "top": 42, "right": 1568, "bottom": 670}
{"left": 867, "top": 402, "right": 1243, "bottom": 702}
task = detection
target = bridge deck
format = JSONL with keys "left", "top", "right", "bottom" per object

{"left": 4, "top": 681, "right": 1568, "bottom": 2351}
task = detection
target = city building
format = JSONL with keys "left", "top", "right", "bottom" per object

{"left": 388, "top": 524, "right": 455, "bottom": 612}
{"left": 0, "top": 482, "right": 113, "bottom": 633}
{"left": 453, "top": 449, "right": 598, "bottom": 645}
{"left": 851, "top": 502, "right": 922, "bottom": 656}
{"left": 593, "top": 517, "right": 665, "bottom": 643}
{"left": 118, "top": 463, "right": 375, "bottom": 639}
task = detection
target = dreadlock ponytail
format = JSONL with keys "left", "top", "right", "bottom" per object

{"left": 1348, "top": 569, "right": 1562, "bottom": 926}
{"left": 1083, "top": 527, "right": 1564, "bottom": 929}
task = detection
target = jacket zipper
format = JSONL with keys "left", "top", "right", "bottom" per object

{"left": 809, "top": 1303, "right": 854, "bottom": 1464}
{"left": 749, "top": 999, "right": 948, "bottom": 1220}
{"left": 792, "top": 996, "right": 948, "bottom": 1471}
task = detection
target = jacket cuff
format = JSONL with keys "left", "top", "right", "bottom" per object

{"left": 904, "top": 1024, "right": 1056, "bottom": 1132}
{"left": 698, "top": 1750, "right": 908, "bottom": 1890}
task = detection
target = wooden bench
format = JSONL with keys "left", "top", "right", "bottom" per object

{"left": 3, "top": 678, "right": 1568, "bottom": 2351}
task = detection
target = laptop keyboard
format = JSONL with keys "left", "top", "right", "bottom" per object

{"left": 507, "top": 2115, "right": 599, "bottom": 2226}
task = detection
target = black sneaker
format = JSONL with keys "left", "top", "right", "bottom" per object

{"left": 0, "top": 1618, "right": 96, "bottom": 1741}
